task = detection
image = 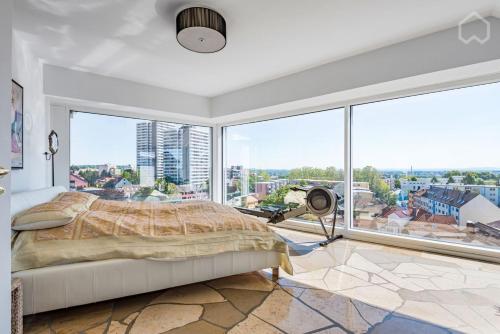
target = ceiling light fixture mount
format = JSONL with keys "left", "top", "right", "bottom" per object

{"left": 176, "top": 7, "right": 226, "bottom": 53}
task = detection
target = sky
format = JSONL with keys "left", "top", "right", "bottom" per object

{"left": 225, "top": 109, "right": 344, "bottom": 169}
{"left": 71, "top": 112, "right": 144, "bottom": 166}
{"left": 70, "top": 113, "right": 209, "bottom": 166}
{"left": 71, "top": 82, "right": 500, "bottom": 170}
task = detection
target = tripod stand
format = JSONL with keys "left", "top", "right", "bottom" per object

{"left": 317, "top": 205, "right": 343, "bottom": 247}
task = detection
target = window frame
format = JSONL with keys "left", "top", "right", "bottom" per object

{"left": 220, "top": 79, "right": 500, "bottom": 264}
{"left": 221, "top": 107, "right": 346, "bottom": 224}
{"left": 69, "top": 109, "right": 215, "bottom": 202}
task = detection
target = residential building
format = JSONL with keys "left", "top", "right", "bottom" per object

{"left": 180, "top": 125, "right": 211, "bottom": 189}
{"left": 401, "top": 179, "right": 431, "bottom": 193}
{"left": 96, "top": 177, "right": 114, "bottom": 188}
{"left": 226, "top": 166, "right": 250, "bottom": 196}
{"left": 137, "top": 122, "right": 210, "bottom": 191}
{"left": 136, "top": 121, "right": 177, "bottom": 183}
{"left": 136, "top": 122, "right": 155, "bottom": 185}
{"left": 383, "top": 177, "right": 395, "bottom": 190}
{"left": 103, "top": 177, "right": 132, "bottom": 189}
{"left": 380, "top": 207, "right": 411, "bottom": 234}
{"left": 445, "top": 184, "right": 500, "bottom": 207}
{"left": 273, "top": 179, "right": 289, "bottom": 189}
{"left": 97, "top": 164, "right": 117, "bottom": 176}
{"left": 69, "top": 173, "right": 88, "bottom": 190}
{"left": 255, "top": 181, "right": 277, "bottom": 196}
{"left": 228, "top": 165, "right": 244, "bottom": 179}
{"left": 163, "top": 127, "right": 183, "bottom": 183}
{"left": 413, "top": 186, "right": 500, "bottom": 227}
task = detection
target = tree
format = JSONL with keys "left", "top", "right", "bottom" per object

{"left": 410, "top": 176, "right": 418, "bottom": 181}
{"left": 205, "top": 178, "right": 210, "bottom": 194}
{"left": 463, "top": 172, "right": 476, "bottom": 185}
{"left": 136, "top": 187, "right": 154, "bottom": 197}
{"left": 444, "top": 170, "right": 461, "bottom": 178}
{"left": 394, "top": 179, "right": 401, "bottom": 189}
{"left": 234, "top": 180, "right": 242, "bottom": 192}
{"left": 248, "top": 173, "right": 258, "bottom": 192}
{"left": 353, "top": 166, "right": 391, "bottom": 201}
{"left": 100, "top": 170, "right": 110, "bottom": 178}
{"left": 79, "top": 170, "right": 99, "bottom": 186}
{"left": 122, "top": 169, "right": 140, "bottom": 184}
{"left": 259, "top": 171, "right": 271, "bottom": 182}
{"left": 155, "top": 177, "right": 178, "bottom": 195}
{"left": 431, "top": 176, "right": 438, "bottom": 184}
{"left": 288, "top": 166, "right": 343, "bottom": 181}
{"left": 103, "top": 179, "right": 116, "bottom": 189}
{"left": 261, "top": 185, "right": 293, "bottom": 207}
{"left": 387, "top": 193, "right": 397, "bottom": 206}
{"left": 447, "top": 176, "right": 454, "bottom": 184}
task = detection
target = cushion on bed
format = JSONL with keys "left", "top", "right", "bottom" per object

{"left": 12, "top": 192, "right": 99, "bottom": 231}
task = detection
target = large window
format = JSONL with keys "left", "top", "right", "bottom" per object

{"left": 223, "top": 108, "right": 344, "bottom": 225}
{"left": 352, "top": 82, "right": 500, "bottom": 249}
{"left": 70, "top": 112, "right": 212, "bottom": 202}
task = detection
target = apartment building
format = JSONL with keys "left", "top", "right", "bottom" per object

{"left": 180, "top": 125, "right": 211, "bottom": 189}
{"left": 413, "top": 186, "right": 500, "bottom": 227}
{"left": 136, "top": 122, "right": 210, "bottom": 190}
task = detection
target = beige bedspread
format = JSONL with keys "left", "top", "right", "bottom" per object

{"left": 12, "top": 200, "right": 292, "bottom": 274}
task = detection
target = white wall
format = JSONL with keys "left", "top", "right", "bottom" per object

{"left": 0, "top": 1, "right": 12, "bottom": 331}
{"left": 11, "top": 33, "right": 50, "bottom": 192}
{"left": 44, "top": 64, "right": 211, "bottom": 119}
{"left": 212, "top": 17, "right": 500, "bottom": 117}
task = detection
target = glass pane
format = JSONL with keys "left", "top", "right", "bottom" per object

{"left": 70, "top": 112, "right": 212, "bottom": 202}
{"left": 223, "top": 108, "right": 344, "bottom": 225}
{"left": 352, "top": 82, "right": 500, "bottom": 249}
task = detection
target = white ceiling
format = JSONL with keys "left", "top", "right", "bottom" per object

{"left": 13, "top": 0, "right": 500, "bottom": 97}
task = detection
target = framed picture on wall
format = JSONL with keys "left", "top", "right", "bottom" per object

{"left": 11, "top": 80, "right": 23, "bottom": 169}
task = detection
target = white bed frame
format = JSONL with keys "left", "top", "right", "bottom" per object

{"left": 11, "top": 187, "right": 281, "bottom": 315}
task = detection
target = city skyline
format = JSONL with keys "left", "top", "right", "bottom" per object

{"left": 70, "top": 112, "right": 211, "bottom": 166}
{"left": 71, "top": 82, "right": 500, "bottom": 169}
{"left": 135, "top": 121, "right": 211, "bottom": 187}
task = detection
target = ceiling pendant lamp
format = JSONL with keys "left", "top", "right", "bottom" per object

{"left": 176, "top": 7, "right": 226, "bottom": 53}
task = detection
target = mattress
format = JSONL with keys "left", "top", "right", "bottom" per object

{"left": 13, "top": 250, "right": 281, "bottom": 315}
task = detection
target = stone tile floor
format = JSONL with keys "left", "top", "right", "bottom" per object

{"left": 24, "top": 228, "right": 500, "bottom": 334}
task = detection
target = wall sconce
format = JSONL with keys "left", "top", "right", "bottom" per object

{"left": 43, "top": 130, "right": 59, "bottom": 187}
{"left": 0, "top": 167, "right": 9, "bottom": 196}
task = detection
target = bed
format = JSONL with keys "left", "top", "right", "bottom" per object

{"left": 11, "top": 187, "right": 291, "bottom": 315}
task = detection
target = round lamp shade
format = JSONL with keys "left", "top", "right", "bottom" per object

{"left": 176, "top": 7, "right": 226, "bottom": 53}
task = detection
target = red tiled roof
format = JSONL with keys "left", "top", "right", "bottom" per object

{"left": 414, "top": 212, "right": 456, "bottom": 225}
{"left": 381, "top": 207, "right": 409, "bottom": 219}
{"left": 70, "top": 173, "right": 87, "bottom": 182}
